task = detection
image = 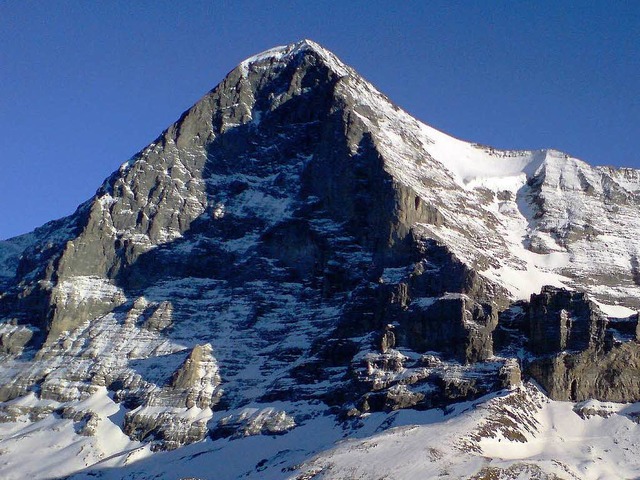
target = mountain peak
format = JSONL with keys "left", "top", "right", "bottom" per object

{"left": 239, "top": 39, "right": 350, "bottom": 77}
{"left": 4, "top": 40, "right": 640, "bottom": 480}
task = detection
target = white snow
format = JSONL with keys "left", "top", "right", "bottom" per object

{"left": 55, "top": 276, "right": 125, "bottom": 304}
{"left": 593, "top": 300, "right": 637, "bottom": 318}
{"left": 411, "top": 296, "right": 437, "bottom": 308}
{"left": 25, "top": 384, "right": 635, "bottom": 480}
{"left": 0, "top": 388, "right": 142, "bottom": 480}
{"left": 380, "top": 266, "right": 411, "bottom": 283}
{"left": 240, "top": 39, "right": 350, "bottom": 78}
{"left": 291, "top": 384, "right": 640, "bottom": 480}
{"left": 418, "top": 125, "right": 548, "bottom": 188}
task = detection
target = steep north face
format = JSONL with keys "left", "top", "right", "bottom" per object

{"left": 1, "top": 40, "right": 640, "bottom": 478}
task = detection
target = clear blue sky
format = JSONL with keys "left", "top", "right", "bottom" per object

{"left": 1, "top": 1, "right": 638, "bottom": 239}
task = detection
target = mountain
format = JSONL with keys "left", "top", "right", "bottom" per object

{"left": 1, "top": 39, "right": 640, "bottom": 479}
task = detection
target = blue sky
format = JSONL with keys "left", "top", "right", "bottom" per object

{"left": 1, "top": 1, "right": 638, "bottom": 239}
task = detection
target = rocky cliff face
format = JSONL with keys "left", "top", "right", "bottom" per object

{"left": 1, "top": 40, "right": 640, "bottom": 466}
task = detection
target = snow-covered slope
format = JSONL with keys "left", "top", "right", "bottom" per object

{"left": 293, "top": 383, "right": 640, "bottom": 480}
{"left": 341, "top": 71, "right": 640, "bottom": 310}
{"left": 1, "top": 40, "right": 639, "bottom": 479}
{"left": 5, "top": 383, "right": 638, "bottom": 479}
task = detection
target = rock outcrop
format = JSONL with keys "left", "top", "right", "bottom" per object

{"left": 528, "top": 286, "right": 608, "bottom": 355}
{"left": 489, "top": 286, "right": 640, "bottom": 402}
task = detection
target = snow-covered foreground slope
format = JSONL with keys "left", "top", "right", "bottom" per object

{"left": 1, "top": 40, "right": 640, "bottom": 479}
{"left": 3, "top": 383, "right": 635, "bottom": 479}
{"left": 0, "top": 388, "right": 142, "bottom": 479}
{"left": 293, "top": 383, "right": 640, "bottom": 480}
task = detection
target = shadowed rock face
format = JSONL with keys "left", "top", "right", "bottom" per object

{"left": 519, "top": 286, "right": 640, "bottom": 402}
{"left": 1, "top": 40, "right": 640, "bottom": 452}
{"left": 528, "top": 286, "right": 608, "bottom": 355}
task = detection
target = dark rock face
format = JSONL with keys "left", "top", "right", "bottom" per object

{"left": 401, "top": 293, "right": 497, "bottom": 363}
{"left": 492, "top": 286, "right": 640, "bottom": 402}
{"left": 527, "top": 344, "right": 640, "bottom": 402}
{"left": 528, "top": 286, "right": 607, "bottom": 355}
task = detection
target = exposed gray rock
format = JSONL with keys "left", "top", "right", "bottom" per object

{"left": 498, "top": 358, "right": 522, "bottom": 389}
{"left": 528, "top": 286, "right": 607, "bottom": 355}
{"left": 359, "top": 384, "right": 425, "bottom": 412}
{"left": 58, "top": 407, "right": 101, "bottom": 436}
{"left": 0, "top": 323, "right": 34, "bottom": 355}
{"left": 212, "top": 408, "right": 296, "bottom": 439}
{"left": 528, "top": 343, "right": 640, "bottom": 402}
{"left": 169, "top": 343, "right": 222, "bottom": 409}
{"left": 400, "top": 293, "right": 498, "bottom": 364}
{"left": 489, "top": 286, "right": 640, "bottom": 402}
{"left": 0, "top": 404, "right": 55, "bottom": 423}
{"left": 378, "top": 324, "right": 396, "bottom": 353}
{"left": 122, "top": 343, "right": 222, "bottom": 449}
{"left": 124, "top": 410, "right": 209, "bottom": 451}
{"left": 573, "top": 401, "right": 615, "bottom": 419}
